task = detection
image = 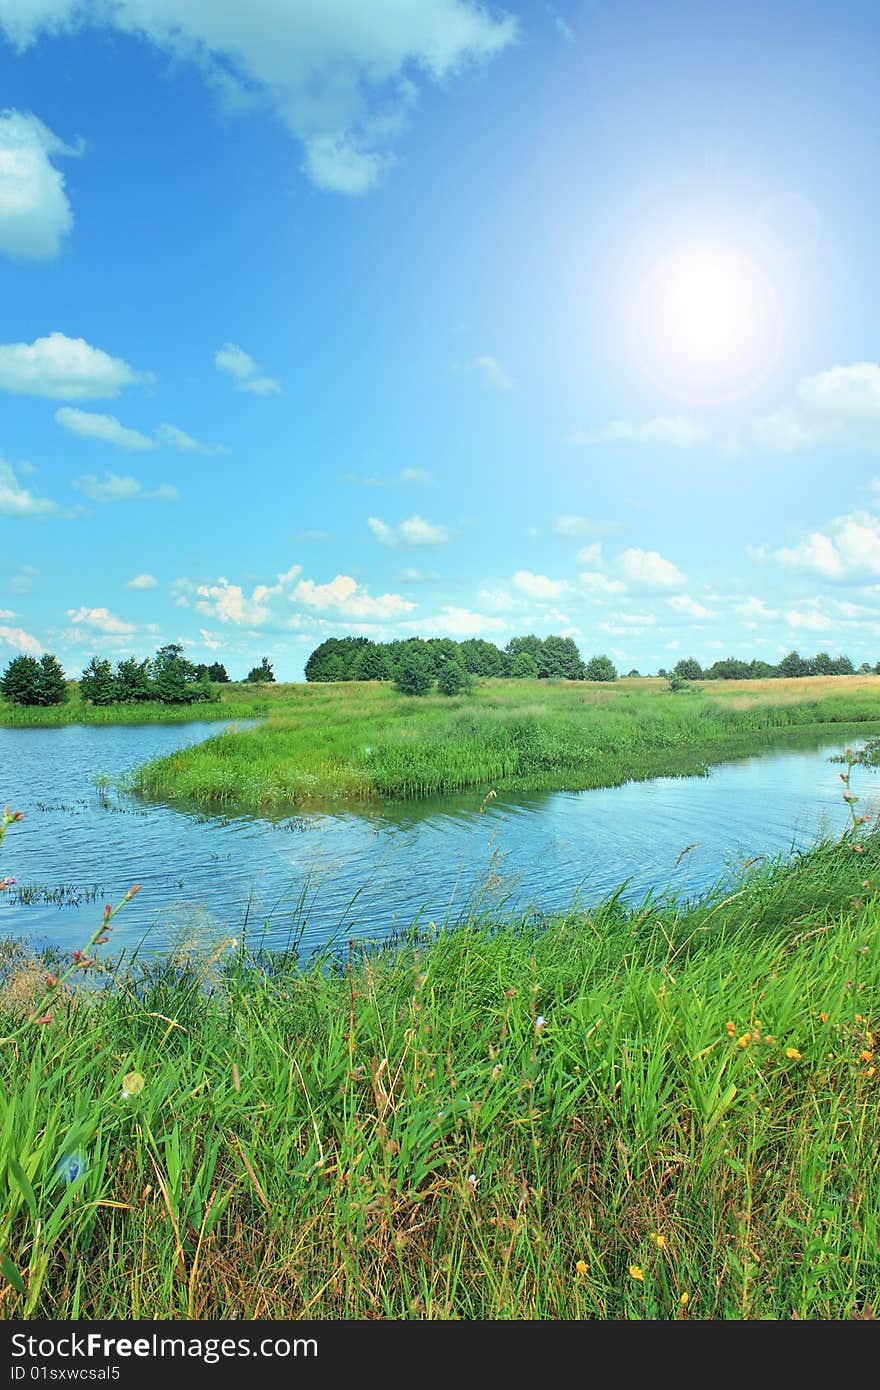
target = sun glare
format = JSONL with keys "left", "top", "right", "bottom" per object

{"left": 631, "top": 247, "right": 783, "bottom": 403}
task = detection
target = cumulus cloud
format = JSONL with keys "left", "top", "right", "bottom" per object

{"left": 66, "top": 605, "right": 135, "bottom": 634}
{"left": 576, "top": 543, "right": 603, "bottom": 567}
{"left": 477, "top": 585, "right": 514, "bottom": 610}
{"left": 667, "top": 594, "right": 714, "bottom": 619}
{"left": 568, "top": 417, "right": 709, "bottom": 447}
{"left": 737, "top": 596, "right": 780, "bottom": 622}
{"left": 71, "top": 472, "right": 178, "bottom": 503}
{"left": 472, "top": 355, "right": 514, "bottom": 391}
{"left": 0, "top": 332, "right": 153, "bottom": 399}
{"left": 368, "top": 514, "right": 449, "bottom": 548}
{"left": 772, "top": 511, "right": 880, "bottom": 580}
{"left": 195, "top": 578, "right": 277, "bottom": 626}
{"left": 554, "top": 515, "right": 596, "bottom": 539}
{"left": 406, "top": 606, "right": 505, "bottom": 636}
{"left": 0, "top": 109, "right": 82, "bottom": 261}
{"left": 512, "top": 570, "right": 569, "bottom": 600}
{"left": 55, "top": 406, "right": 155, "bottom": 450}
{"left": 617, "top": 548, "right": 685, "bottom": 589}
{"left": 754, "top": 363, "right": 880, "bottom": 452}
{"left": 214, "top": 342, "right": 281, "bottom": 396}
{"left": 784, "top": 608, "right": 833, "bottom": 632}
{"left": 125, "top": 573, "right": 158, "bottom": 589}
{"left": 292, "top": 574, "right": 415, "bottom": 619}
{"left": 579, "top": 571, "right": 626, "bottom": 595}
{"left": 0, "top": 623, "right": 41, "bottom": 654}
{"left": 0, "top": 458, "right": 59, "bottom": 516}
{"left": 0, "top": 0, "right": 518, "bottom": 195}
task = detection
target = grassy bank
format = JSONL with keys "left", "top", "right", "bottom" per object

{"left": 130, "top": 674, "right": 880, "bottom": 811}
{"left": 0, "top": 687, "right": 270, "bottom": 728}
{"left": 0, "top": 824, "right": 877, "bottom": 1319}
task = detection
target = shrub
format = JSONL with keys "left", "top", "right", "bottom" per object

{"left": 511, "top": 651, "right": 539, "bottom": 679}
{"left": 393, "top": 649, "right": 434, "bottom": 696}
{"left": 585, "top": 655, "right": 617, "bottom": 682}
{"left": 437, "top": 662, "right": 470, "bottom": 696}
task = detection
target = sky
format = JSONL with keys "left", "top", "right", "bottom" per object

{"left": 2, "top": 0, "right": 880, "bottom": 681}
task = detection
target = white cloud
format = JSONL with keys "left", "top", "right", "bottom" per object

{"left": 513, "top": 570, "right": 569, "bottom": 600}
{"left": 72, "top": 472, "right": 178, "bottom": 503}
{"left": 156, "top": 422, "right": 227, "bottom": 455}
{"left": 125, "top": 573, "right": 158, "bottom": 589}
{"left": 214, "top": 343, "right": 281, "bottom": 395}
{"left": 368, "top": 514, "right": 449, "bottom": 548}
{"left": 0, "top": 624, "right": 41, "bottom": 654}
{"left": 472, "top": 355, "right": 514, "bottom": 390}
{"left": 195, "top": 578, "right": 275, "bottom": 626}
{"left": 0, "top": 458, "right": 59, "bottom": 516}
{"left": 478, "top": 584, "right": 514, "bottom": 611}
{"left": 568, "top": 417, "right": 709, "bottom": 447}
{"left": 576, "top": 542, "right": 603, "bottom": 567}
{"left": 400, "top": 467, "right": 431, "bottom": 483}
{"left": 0, "top": 0, "right": 516, "bottom": 195}
{"left": 0, "top": 332, "right": 152, "bottom": 399}
{"left": 617, "top": 548, "right": 685, "bottom": 589}
{"left": 754, "top": 363, "right": 880, "bottom": 453}
{"left": 773, "top": 511, "right": 880, "bottom": 580}
{"left": 407, "top": 606, "right": 505, "bottom": 636}
{"left": 785, "top": 608, "right": 833, "bottom": 632}
{"left": 737, "top": 596, "right": 780, "bottom": 621}
{"left": 293, "top": 574, "right": 415, "bottom": 619}
{"left": 66, "top": 605, "right": 135, "bottom": 634}
{"left": 667, "top": 594, "right": 714, "bottom": 619}
{"left": 55, "top": 406, "right": 155, "bottom": 450}
{"left": 579, "top": 571, "right": 626, "bottom": 595}
{"left": 0, "top": 109, "right": 82, "bottom": 261}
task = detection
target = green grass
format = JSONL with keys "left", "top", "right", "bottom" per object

{"left": 0, "top": 685, "right": 270, "bottom": 727}
{"left": 130, "top": 675, "right": 880, "bottom": 812}
{"left": 0, "top": 825, "right": 877, "bottom": 1319}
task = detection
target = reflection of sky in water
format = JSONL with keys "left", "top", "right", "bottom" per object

{"left": 1, "top": 721, "right": 877, "bottom": 959}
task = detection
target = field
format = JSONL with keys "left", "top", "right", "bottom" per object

{"left": 0, "top": 687, "right": 269, "bottom": 728}
{"left": 0, "top": 815, "right": 877, "bottom": 1319}
{"left": 129, "top": 674, "right": 880, "bottom": 812}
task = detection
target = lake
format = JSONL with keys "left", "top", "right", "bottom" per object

{"left": 1, "top": 720, "right": 876, "bottom": 961}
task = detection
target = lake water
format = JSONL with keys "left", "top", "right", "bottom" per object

{"left": 1, "top": 720, "right": 877, "bottom": 961}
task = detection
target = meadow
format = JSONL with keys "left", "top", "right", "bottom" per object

{"left": 0, "top": 807, "right": 877, "bottom": 1319}
{"left": 129, "top": 674, "right": 880, "bottom": 812}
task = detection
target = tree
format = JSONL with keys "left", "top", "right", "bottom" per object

{"left": 245, "top": 657, "right": 275, "bottom": 683}
{"left": 457, "top": 638, "right": 506, "bottom": 678}
{"left": 352, "top": 645, "right": 391, "bottom": 681}
{"left": 153, "top": 643, "right": 208, "bottom": 704}
{"left": 393, "top": 646, "right": 434, "bottom": 696}
{"left": 673, "top": 658, "right": 702, "bottom": 682}
{"left": 437, "top": 662, "right": 470, "bottom": 696}
{"left": 511, "top": 651, "right": 539, "bottom": 679}
{"left": 777, "top": 650, "right": 808, "bottom": 679}
{"left": 208, "top": 661, "right": 230, "bottom": 683}
{"left": 542, "top": 635, "right": 586, "bottom": 680}
{"left": 505, "top": 635, "right": 545, "bottom": 671}
{"left": 80, "top": 656, "right": 117, "bottom": 705}
{"left": 35, "top": 653, "right": 68, "bottom": 706}
{"left": 585, "top": 654, "right": 617, "bottom": 682}
{"left": 0, "top": 654, "right": 41, "bottom": 706}
{"left": 116, "top": 656, "right": 154, "bottom": 703}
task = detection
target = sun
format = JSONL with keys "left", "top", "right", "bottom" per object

{"left": 630, "top": 246, "right": 783, "bottom": 404}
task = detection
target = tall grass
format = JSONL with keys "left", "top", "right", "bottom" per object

{"left": 0, "top": 818, "right": 877, "bottom": 1318}
{"left": 131, "top": 676, "right": 880, "bottom": 811}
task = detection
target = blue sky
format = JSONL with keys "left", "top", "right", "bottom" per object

{"left": 2, "top": 0, "right": 880, "bottom": 680}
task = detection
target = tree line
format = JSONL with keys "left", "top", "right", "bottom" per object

{"left": 0, "top": 646, "right": 277, "bottom": 707}
{"left": 667, "top": 651, "right": 861, "bottom": 681}
{"left": 304, "top": 635, "right": 618, "bottom": 686}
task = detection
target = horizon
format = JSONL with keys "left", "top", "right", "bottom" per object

{"left": 3, "top": 1, "right": 880, "bottom": 680}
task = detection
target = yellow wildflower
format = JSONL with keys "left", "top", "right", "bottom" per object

{"left": 737, "top": 1034, "right": 750, "bottom": 1048}
{"left": 680, "top": 1291, "right": 690, "bottom": 1306}
{"left": 725, "top": 1021, "right": 736, "bottom": 1036}
{"left": 785, "top": 1047, "right": 801, "bottom": 1060}
{"left": 860, "top": 1050, "right": 874, "bottom": 1063}
{"left": 649, "top": 1231, "right": 666, "bottom": 1249}
{"left": 629, "top": 1265, "right": 644, "bottom": 1282}
{"left": 819, "top": 1013, "right": 829, "bottom": 1023}
{"left": 575, "top": 1259, "right": 588, "bottom": 1278}
{"left": 867, "top": 1066, "right": 876, "bottom": 1079}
